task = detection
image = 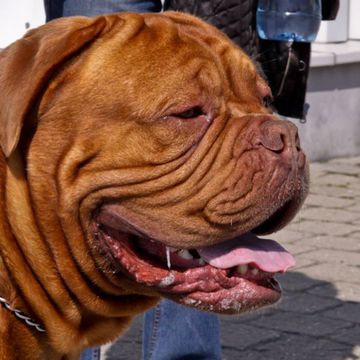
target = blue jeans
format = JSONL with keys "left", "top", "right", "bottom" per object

{"left": 143, "top": 300, "right": 221, "bottom": 360}
{"left": 45, "top": 0, "right": 162, "bottom": 20}
{"left": 80, "top": 347, "right": 101, "bottom": 360}
{"left": 63, "top": 0, "right": 162, "bottom": 16}
{"left": 80, "top": 300, "right": 222, "bottom": 360}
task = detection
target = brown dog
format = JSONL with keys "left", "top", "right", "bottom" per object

{"left": 0, "top": 12, "right": 308, "bottom": 359}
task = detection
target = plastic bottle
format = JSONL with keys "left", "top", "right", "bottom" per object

{"left": 256, "top": 0, "right": 322, "bottom": 42}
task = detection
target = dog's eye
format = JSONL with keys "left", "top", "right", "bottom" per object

{"left": 175, "top": 107, "right": 204, "bottom": 119}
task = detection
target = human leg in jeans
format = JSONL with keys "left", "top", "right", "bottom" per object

{"left": 44, "top": 0, "right": 162, "bottom": 20}
{"left": 80, "top": 300, "right": 222, "bottom": 360}
{"left": 143, "top": 300, "right": 222, "bottom": 360}
{"left": 62, "top": 0, "right": 162, "bottom": 16}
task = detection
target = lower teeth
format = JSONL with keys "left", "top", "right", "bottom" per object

{"left": 237, "top": 264, "right": 248, "bottom": 275}
{"left": 235, "top": 264, "right": 266, "bottom": 276}
{"left": 178, "top": 249, "right": 194, "bottom": 260}
{"left": 198, "top": 258, "right": 205, "bottom": 266}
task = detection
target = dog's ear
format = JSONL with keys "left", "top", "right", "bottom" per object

{"left": 0, "top": 16, "right": 110, "bottom": 158}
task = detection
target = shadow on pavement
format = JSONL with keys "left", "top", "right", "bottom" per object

{"left": 220, "top": 271, "right": 359, "bottom": 360}
{"left": 107, "top": 271, "right": 359, "bottom": 360}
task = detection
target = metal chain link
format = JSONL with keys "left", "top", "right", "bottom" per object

{"left": 0, "top": 295, "right": 45, "bottom": 332}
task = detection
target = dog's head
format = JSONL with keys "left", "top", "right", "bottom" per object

{"left": 0, "top": 12, "right": 308, "bottom": 314}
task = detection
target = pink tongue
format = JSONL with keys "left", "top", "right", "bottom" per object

{"left": 197, "top": 233, "right": 295, "bottom": 273}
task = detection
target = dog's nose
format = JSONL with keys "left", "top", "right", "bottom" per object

{"left": 258, "top": 120, "right": 306, "bottom": 168}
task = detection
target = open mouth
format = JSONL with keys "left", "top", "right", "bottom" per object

{"left": 92, "top": 202, "right": 296, "bottom": 314}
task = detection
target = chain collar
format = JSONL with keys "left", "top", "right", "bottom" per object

{"left": 0, "top": 295, "right": 45, "bottom": 332}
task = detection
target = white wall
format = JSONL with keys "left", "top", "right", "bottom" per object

{"left": 0, "top": 0, "right": 167, "bottom": 48}
{"left": 0, "top": 0, "right": 45, "bottom": 48}
{"left": 296, "top": 62, "right": 360, "bottom": 161}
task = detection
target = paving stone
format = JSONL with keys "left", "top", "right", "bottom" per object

{"left": 311, "top": 162, "right": 360, "bottom": 176}
{"left": 329, "top": 324, "right": 360, "bottom": 346}
{"left": 352, "top": 229, "right": 360, "bottom": 239}
{"left": 329, "top": 156, "right": 360, "bottom": 165}
{"left": 309, "top": 170, "right": 328, "bottom": 180}
{"left": 287, "top": 220, "right": 360, "bottom": 236}
{"left": 280, "top": 271, "right": 330, "bottom": 292}
{"left": 271, "top": 229, "right": 306, "bottom": 244}
{"left": 281, "top": 242, "right": 317, "bottom": 255}
{"left": 276, "top": 292, "right": 341, "bottom": 314}
{"left": 249, "top": 334, "right": 352, "bottom": 360}
{"left": 297, "top": 249, "right": 360, "bottom": 266}
{"left": 219, "top": 307, "right": 270, "bottom": 324}
{"left": 248, "top": 312, "right": 352, "bottom": 336}
{"left": 309, "top": 162, "right": 327, "bottom": 170}
{"left": 307, "top": 282, "right": 360, "bottom": 303}
{"left": 322, "top": 302, "right": 360, "bottom": 324}
{"left": 292, "top": 256, "right": 317, "bottom": 270}
{"left": 315, "top": 174, "right": 359, "bottom": 187}
{"left": 220, "top": 322, "right": 280, "bottom": 350}
{"left": 300, "top": 235, "right": 360, "bottom": 252}
{"left": 303, "top": 194, "right": 355, "bottom": 209}
{"left": 351, "top": 231, "right": 360, "bottom": 239}
{"left": 304, "top": 283, "right": 338, "bottom": 300}
{"left": 222, "top": 348, "right": 260, "bottom": 360}
{"left": 300, "top": 263, "right": 360, "bottom": 284}
{"left": 309, "top": 163, "right": 328, "bottom": 177}
{"left": 347, "top": 180, "right": 360, "bottom": 190}
{"left": 348, "top": 203, "right": 360, "bottom": 213}
{"left": 310, "top": 185, "right": 358, "bottom": 198}
{"left": 298, "top": 208, "right": 360, "bottom": 223}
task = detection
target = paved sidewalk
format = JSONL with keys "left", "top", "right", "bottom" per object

{"left": 105, "top": 157, "right": 360, "bottom": 360}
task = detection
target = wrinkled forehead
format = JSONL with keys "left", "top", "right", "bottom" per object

{"left": 78, "top": 12, "right": 268, "bottom": 109}
{"left": 161, "top": 12, "right": 269, "bottom": 93}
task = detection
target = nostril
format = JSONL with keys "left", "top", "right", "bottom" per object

{"left": 259, "top": 132, "right": 285, "bottom": 153}
{"left": 258, "top": 123, "right": 285, "bottom": 153}
{"left": 258, "top": 120, "right": 303, "bottom": 156}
